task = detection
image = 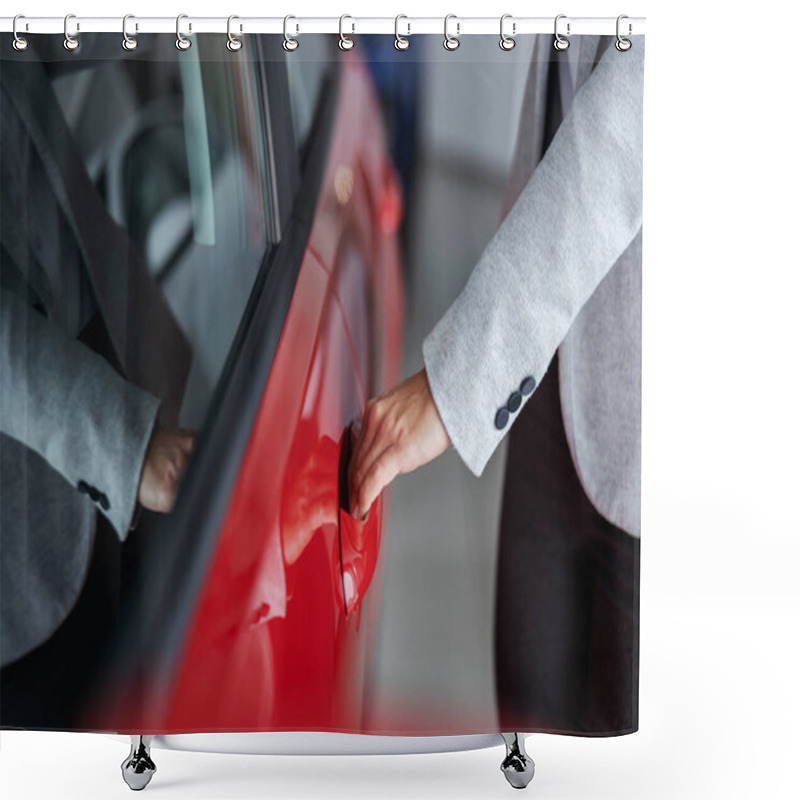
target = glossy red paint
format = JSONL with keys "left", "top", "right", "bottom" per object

{"left": 119, "top": 56, "right": 405, "bottom": 733}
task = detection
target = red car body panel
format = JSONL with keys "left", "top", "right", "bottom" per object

{"left": 102, "top": 56, "right": 404, "bottom": 733}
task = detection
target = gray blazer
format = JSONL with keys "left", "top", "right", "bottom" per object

{"left": 422, "top": 35, "right": 644, "bottom": 537}
{"left": 0, "top": 57, "right": 191, "bottom": 668}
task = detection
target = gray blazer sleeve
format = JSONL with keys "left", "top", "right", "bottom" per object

{"left": 0, "top": 289, "right": 160, "bottom": 540}
{"left": 422, "top": 40, "right": 644, "bottom": 476}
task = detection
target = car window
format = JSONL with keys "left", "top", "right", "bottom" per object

{"left": 52, "top": 37, "right": 275, "bottom": 427}
{"left": 285, "top": 35, "right": 337, "bottom": 165}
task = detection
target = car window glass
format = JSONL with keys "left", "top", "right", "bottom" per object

{"left": 52, "top": 37, "right": 275, "bottom": 427}
{"left": 285, "top": 36, "right": 336, "bottom": 162}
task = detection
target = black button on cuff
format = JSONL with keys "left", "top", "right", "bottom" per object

{"left": 77, "top": 480, "right": 110, "bottom": 511}
{"left": 507, "top": 390, "right": 522, "bottom": 413}
{"left": 495, "top": 407, "right": 510, "bottom": 430}
{"left": 520, "top": 376, "right": 536, "bottom": 396}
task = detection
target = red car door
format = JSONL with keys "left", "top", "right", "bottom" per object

{"left": 81, "top": 39, "right": 403, "bottom": 735}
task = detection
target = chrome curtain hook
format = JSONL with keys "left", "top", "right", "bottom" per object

{"left": 283, "top": 15, "right": 298, "bottom": 51}
{"left": 443, "top": 14, "right": 460, "bottom": 51}
{"left": 339, "top": 14, "right": 355, "bottom": 50}
{"left": 616, "top": 14, "right": 632, "bottom": 51}
{"left": 227, "top": 15, "right": 242, "bottom": 51}
{"left": 553, "top": 14, "right": 570, "bottom": 51}
{"left": 12, "top": 14, "right": 29, "bottom": 51}
{"left": 394, "top": 14, "right": 410, "bottom": 51}
{"left": 175, "top": 13, "right": 191, "bottom": 50}
{"left": 64, "top": 13, "right": 79, "bottom": 51}
{"left": 500, "top": 14, "right": 516, "bottom": 51}
{"left": 122, "top": 14, "right": 138, "bottom": 51}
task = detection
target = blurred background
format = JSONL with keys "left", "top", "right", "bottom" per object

{"left": 357, "top": 35, "right": 536, "bottom": 731}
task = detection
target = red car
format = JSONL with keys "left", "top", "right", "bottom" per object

{"left": 66, "top": 33, "right": 404, "bottom": 734}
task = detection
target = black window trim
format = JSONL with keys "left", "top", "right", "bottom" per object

{"left": 253, "top": 35, "right": 300, "bottom": 243}
{"left": 95, "top": 36, "right": 343, "bottom": 715}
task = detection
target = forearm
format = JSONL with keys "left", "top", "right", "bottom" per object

{"left": 423, "top": 38, "right": 644, "bottom": 476}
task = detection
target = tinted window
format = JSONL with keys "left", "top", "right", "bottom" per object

{"left": 285, "top": 36, "right": 336, "bottom": 164}
{"left": 53, "top": 37, "right": 275, "bottom": 427}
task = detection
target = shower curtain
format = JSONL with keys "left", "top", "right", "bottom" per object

{"left": 0, "top": 29, "right": 644, "bottom": 740}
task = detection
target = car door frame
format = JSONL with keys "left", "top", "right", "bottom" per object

{"left": 94, "top": 35, "right": 343, "bottom": 715}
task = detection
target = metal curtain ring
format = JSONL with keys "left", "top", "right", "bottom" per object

{"left": 64, "top": 13, "right": 79, "bottom": 51}
{"left": 122, "top": 14, "right": 138, "bottom": 51}
{"left": 12, "top": 14, "right": 28, "bottom": 51}
{"left": 616, "top": 14, "right": 632, "bottom": 51}
{"left": 227, "top": 15, "right": 242, "bottom": 51}
{"left": 394, "top": 14, "right": 410, "bottom": 50}
{"left": 175, "top": 13, "right": 191, "bottom": 50}
{"left": 553, "top": 14, "right": 570, "bottom": 51}
{"left": 283, "top": 15, "right": 299, "bottom": 51}
{"left": 339, "top": 14, "right": 355, "bottom": 50}
{"left": 500, "top": 14, "right": 516, "bottom": 51}
{"left": 443, "top": 14, "right": 460, "bottom": 51}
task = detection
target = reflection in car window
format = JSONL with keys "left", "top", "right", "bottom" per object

{"left": 285, "top": 35, "right": 337, "bottom": 164}
{"left": 53, "top": 37, "right": 275, "bottom": 428}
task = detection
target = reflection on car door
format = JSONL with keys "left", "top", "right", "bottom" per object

{"left": 82, "top": 38, "right": 403, "bottom": 735}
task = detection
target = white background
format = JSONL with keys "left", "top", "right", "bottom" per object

{"left": 2, "top": 1, "right": 799, "bottom": 798}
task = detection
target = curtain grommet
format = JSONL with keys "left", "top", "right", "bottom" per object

{"left": 339, "top": 14, "right": 355, "bottom": 50}
{"left": 176, "top": 13, "right": 191, "bottom": 51}
{"left": 122, "top": 14, "right": 138, "bottom": 51}
{"left": 616, "top": 14, "right": 632, "bottom": 51}
{"left": 283, "top": 15, "right": 299, "bottom": 51}
{"left": 500, "top": 14, "right": 516, "bottom": 51}
{"left": 227, "top": 15, "right": 243, "bottom": 52}
{"left": 12, "top": 14, "right": 29, "bottom": 51}
{"left": 64, "top": 13, "right": 79, "bottom": 51}
{"left": 443, "top": 14, "right": 460, "bottom": 51}
{"left": 553, "top": 14, "right": 570, "bottom": 51}
{"left": 394, "top": 14, "right": 410, "bottom": 51}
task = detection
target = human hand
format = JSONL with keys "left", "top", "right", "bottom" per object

{"left": 137, "top": 426, "right": 195, "bottom": 513}
{"left": 348, "top": 368, "right": 451, "bottom": 520}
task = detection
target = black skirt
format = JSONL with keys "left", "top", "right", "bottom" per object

{"left": 494, "top": 352, "right": 640, "bottom": 736}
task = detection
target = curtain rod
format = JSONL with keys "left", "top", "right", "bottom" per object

{"left": 0, "top": 16, "right": 646, "bottom": 37}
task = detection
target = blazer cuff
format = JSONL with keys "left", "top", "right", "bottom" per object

{"left": 105, "top": 388, "right": 160, "bottom": 542}
{"left": 74, "top": 382, "right": 160, "bottom": 543}
{"left": 422, "top": 325, "right": 503, "bottom": 478}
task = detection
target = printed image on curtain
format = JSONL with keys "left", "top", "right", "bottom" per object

{"left": 0, "top": 30, "right": 643, "bottom": 742}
